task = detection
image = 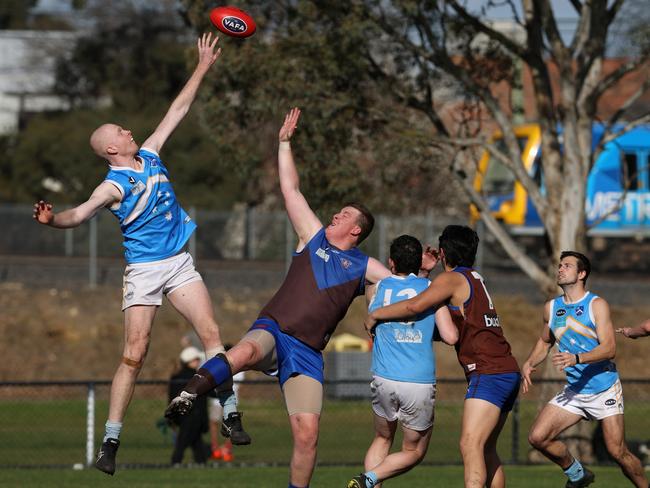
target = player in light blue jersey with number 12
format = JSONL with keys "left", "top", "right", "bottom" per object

{"left": 522, "top": 251, "right": 647, "bottom": 488}
{"left": 347, "top": 235, "right": 458, "bottom": 488}
{"left": 33, "top": 33, "right": 249, "bottom": 475}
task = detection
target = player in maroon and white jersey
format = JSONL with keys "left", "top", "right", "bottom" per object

{"left": 365, "top": 225, "right": 520, "bottom": 488}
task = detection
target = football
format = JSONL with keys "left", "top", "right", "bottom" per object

{"left": 209, "top": 6, "right": 257, "bottom": 38}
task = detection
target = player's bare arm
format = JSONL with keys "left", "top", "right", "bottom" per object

{"left": 277, "top": 107, "right": 322, "bottom": 248}
{"left": 433, "top": 305, "right": 458, "bottom": 345}
{"left": 365, "top": 257, "right": 391, "bottom": 285}
{"left": 364, "top": 271, "right": 459, "bottom": 332}
{"left": 616, "top": 318, "right": 650, "bottom": 339}
{"left": 33, "top": 182, "right": 121, "bottom": 229}
{"left": 552, "top": 297, "right": 616, "bottom": 371}
{"left": 142, "top": 33, "right": 221, "bottom": 154}
{"left": 522, "top": 302, "right": 556, "bottom": 393}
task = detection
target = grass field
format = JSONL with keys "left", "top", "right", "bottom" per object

{"left": 0, "top": 465, "right": 645, "bottom": 487}
{"left": 1, "top": 388, "right": 649, "bottom": 467}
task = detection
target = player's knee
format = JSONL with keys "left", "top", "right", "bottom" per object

{"left": 292, "top": 423, "right": 318, "bottom": 451}
{"left": 459, "top": 434, "right": 482, "bottom": 455}
{"left": 605, "top": 441, "right": 627, "bottom": 462}
{"left": 121, "top": 355, "right": 144, "bottom": 371}
{"left": 233, "top": 340, "right": 264, "bottom": 368}
{"left": 124, "top": 332, "right": 150, "bottom": 357}
{"left": 409, "top": 445, "right": 428, "bottom": 464}
{"left": 527, "top": 428, "right": 548, "bottom": 450}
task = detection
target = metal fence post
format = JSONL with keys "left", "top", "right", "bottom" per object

{"left": 86, "top": 382, "right": 95, "bottom": 467}
{"left": 511, "top": 398, "right": 520, "bottom": 464}
{"left": 425, "top": 208, "right": 434, "bottom": 245}
{"left": 65, "top": 228, "right": 74, "bottom": 257}
{"left": 476, "top": 218, "right": 485, "bottom": 271}
{"left": 246, "top": 206, "right": 255, "bottom": 260}
{"left": 89, "top": 216, "right": 97, "bottom": 288}
{"left": 378, "top": 215, "right": 387, "bottom": 264}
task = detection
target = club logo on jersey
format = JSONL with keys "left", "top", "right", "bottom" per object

{"left": 128, "top": 176, "right": 136, "bottom": 184}
{"left": 575, "top": 305, "right": 584, "bottom": 316}
{"left": 341, "top": 258, "right": 351, "bottom": 269}
{"left": 556, "top": 309, "right": 567, "bottom": 317}
{"left": 315, "top": 247, "right": 330, "bottom": 262}
{"left": 130, "top": 181, "right": 146, "bottom": 196}
{"left": 604, "top": 399, "right": 616, "bottom": 406}
{"left": 483, "top": 313, "right": 501, "bottom": 328}
{"left": 394, "top": 328, "right": 423, "bottom": 343}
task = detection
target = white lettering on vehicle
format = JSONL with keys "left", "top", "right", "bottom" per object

{"left": 586, "top": 191, "right": 650, "bottom": 222}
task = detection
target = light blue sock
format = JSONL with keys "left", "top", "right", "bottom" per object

{"left": 364, "top": 471, "right": 378, "bottom": 487}
{"left": 564, "top": 458, "right": 585, "bottom": 482}
{"left": 103, "top": 421, "right": 122, "bottom": 442}
{"left": 217, "top": 389, "right": 238, "bottom": 418}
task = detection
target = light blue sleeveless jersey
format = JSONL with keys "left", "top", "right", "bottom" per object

{"left": 369, "top": 274, "right": 436, "bottom": 384}
{"left": 104, "top": 148, "right": 196, "bottom": 264}
{"left": 549, "top": 291, "right": 618, "bottom": 394}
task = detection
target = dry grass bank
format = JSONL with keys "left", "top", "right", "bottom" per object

{"left": 1, "top": 283, "right": 648, "bottom": 381}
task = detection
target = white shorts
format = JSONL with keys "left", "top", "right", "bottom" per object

{"left": 370, "top": 375, "right": 436, "bottom": 432}
{"left": 122, "top": 252, "right": 202, "bottom": 310}
{"left": 549, "top": 379, "right": 624, "bottom": 420}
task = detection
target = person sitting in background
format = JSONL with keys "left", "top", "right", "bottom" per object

{"left": 169, "top": 347, "right": 209, "bottom": 466}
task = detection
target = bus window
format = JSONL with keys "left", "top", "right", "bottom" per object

{"left": 622, "top": 153, "right": 638, "bottom": 191}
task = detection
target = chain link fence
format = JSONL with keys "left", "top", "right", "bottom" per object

{"left": 1, "top": 377, "right": 648, "bottom": 468}
{"left": 0, "top": 203, "right": 461, "bottom": 287}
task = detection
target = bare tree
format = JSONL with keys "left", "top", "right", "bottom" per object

{"left": 361, "top": 0, "right": 650, "bottom": 295}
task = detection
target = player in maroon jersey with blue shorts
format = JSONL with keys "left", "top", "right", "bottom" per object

{"left": 365, "top": 225, "right": 520, "bottom": 488}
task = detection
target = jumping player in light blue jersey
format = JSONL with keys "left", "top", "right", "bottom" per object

{"left": 33, "top": 33, "right": 249, "bottom": 475}
{"left": 522, "top": 251, "right": 647, "bottom": 488}
{"left": 347, "top": 235, "right": 457, "bottom": 488}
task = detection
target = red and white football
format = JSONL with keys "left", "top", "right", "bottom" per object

{"left": 209, "top": 6, "right": 257, "bottom": 38}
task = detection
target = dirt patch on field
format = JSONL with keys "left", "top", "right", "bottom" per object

{"left": 1, "top": 283, "right": 648, "bottom": 381}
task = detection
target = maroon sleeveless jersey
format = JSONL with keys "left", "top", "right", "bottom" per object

{"left": 259, "top": 228, "right": 369, "bottom": 350}
{"left": 448, "top": 267, "right": 519, "bottom": 377}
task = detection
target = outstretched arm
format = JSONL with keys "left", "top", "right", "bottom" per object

{"left": 33, "top": 182, "right": 121, "bottom": 229}
{"left": 616, "top": 319, "right": 650, "bottom": 339}
{"left": 141, "top": 33, "right": 221, "bottom": 154}
{"left": 277, "top": 108, "right": 322, "bottom": 249}
{"left": 521, "top": 301, "right": 555, "bottom": 393}
{"left": 363, "top": 271, "right": 457, "bottom": 332}
{"left": 365, "top": 257, "right": 391, "bottom": 284}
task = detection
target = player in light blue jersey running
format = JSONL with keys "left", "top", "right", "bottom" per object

{"left": 33, "top": 33, "right": 249, "bottom": 475}
{"left": 522, "top": 251, "right": 647, "bottom": 488}
{"left": 347, "top": 235, "right": 458, "bottom": 488}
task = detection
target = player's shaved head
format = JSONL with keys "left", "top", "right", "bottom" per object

{"left": 90, "top": 123, "right": 118, "bottom": 158}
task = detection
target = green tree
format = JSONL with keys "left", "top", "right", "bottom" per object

{"left": 4, "top": 1, "right": 235, "bottom": 208}
{"left": 178, "top": 0, "right": 457, "bottom": 217}
{"left": 0, "top": 0, "right": 38, "bottom": 29}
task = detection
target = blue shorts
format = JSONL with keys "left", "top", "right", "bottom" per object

{"left": 466, "top": 372, "right": 521, "bottom": 412}
{"left": 250, "top": 318, "right": 324, "bottom": 386}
